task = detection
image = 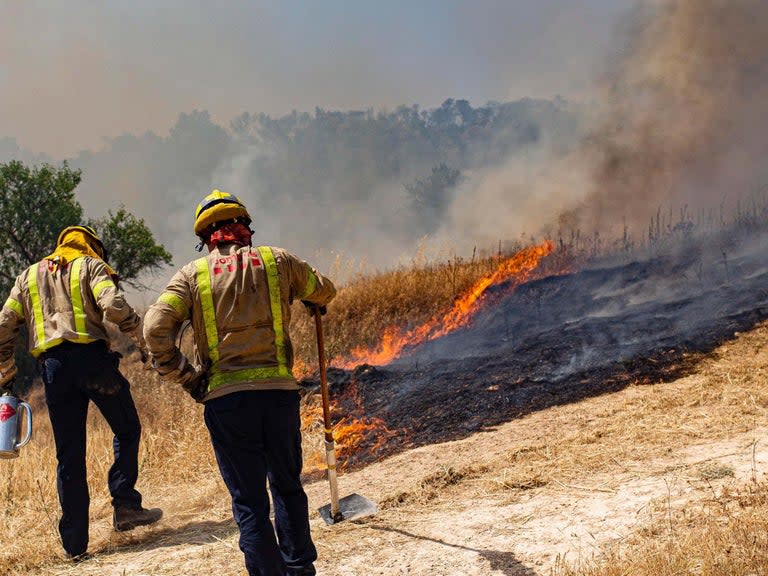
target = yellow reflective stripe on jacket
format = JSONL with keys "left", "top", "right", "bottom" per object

{"left": 195, "top": 257, "right": 220, "bottom": 365}
{"left": 70, "top": 258, "right": 88, "bottom": 337}
{"left": 34, "top": 337, "right": 69, "bottom": 355}
{"left": 209, "top": 366, "right": 290, "bottom": 388}
{"left": 158, "top": 292, "right": 189, "bottom": 319}
{"left": 92, "top": 279, "right": 115, "bottom": 299}
{"left": 300, "top": 266, "right": 318, "bottom": 299}
{"left": 4, "top": 298, "right": 23, "bottom": 318}
{"left": 257, "top": 246, "right": 290, "bottom": 378}
{"left": 27, "top": 264, "right": 46, "bottom": 356}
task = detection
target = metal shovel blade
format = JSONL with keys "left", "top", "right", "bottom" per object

{"left": 318, "top": 493, "right": 377, "bottom": 525}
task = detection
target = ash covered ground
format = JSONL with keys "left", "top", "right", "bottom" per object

{"left": 301, "top": 229, "right": 768, "bottom": 468}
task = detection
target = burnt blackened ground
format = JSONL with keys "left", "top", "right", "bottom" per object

{"left": 300, "top": 232, "right": 768, "bottom": 469}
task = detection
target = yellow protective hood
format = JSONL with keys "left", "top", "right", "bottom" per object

{"left": 45, "top": 229, "right": 117, "bottom": 277}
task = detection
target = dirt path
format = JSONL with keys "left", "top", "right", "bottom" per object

{"left": 302, "top": 425, "right": 768, "bottom": 576}
{"left": 37, "top": 407, "right": 767, "bottom": 575}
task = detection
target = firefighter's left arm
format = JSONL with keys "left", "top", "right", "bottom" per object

{"left": 282, "top": 250, "right": 337, "bottom": 308}
{"left": 0, "top": 279, "right": 26, "bottom": 388}
{"left": 143, "top": 268, "right": 193, "bottom": 382}
{"left": 88, "top": 259, "right": 140, "bottom": 333}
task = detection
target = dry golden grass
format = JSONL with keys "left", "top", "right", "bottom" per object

{"left": 553, "top": 481, "right": 768, "bottom": 576}
{"left": 2, "top": 248, "right": 768, "bottom": 575}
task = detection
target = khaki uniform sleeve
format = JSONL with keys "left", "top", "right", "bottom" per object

{"left": 143, "top": 268, "right": 192, "bottom": 376}
{"left": 0, "top": 277, "right": 26, "bottom": 363}
{"left": 87, "top": 259, "right": 140, "bottom": 332}
{"left": 281, "top": 250, "right": 337, "bottom": 307}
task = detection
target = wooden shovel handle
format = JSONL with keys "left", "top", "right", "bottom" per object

{"left": 314, "top": 308, "right": 334, "bottom": 443}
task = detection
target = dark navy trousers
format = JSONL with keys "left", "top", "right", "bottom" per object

{"left": 41, "top": 341, "right": 143, "bottom": 556}
{"left": 204, "top": 390, "right": 317, "bottom": 576}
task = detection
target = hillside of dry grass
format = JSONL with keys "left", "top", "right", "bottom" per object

{"left": 1, "top": 237, "right": 768, "bottom": 575}
{"left": 3, "top": 316, "right": 767, "bottom": 576}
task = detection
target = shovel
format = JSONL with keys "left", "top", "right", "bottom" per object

{"left": 312, "top": 307, "right": 377, "bottom": 525}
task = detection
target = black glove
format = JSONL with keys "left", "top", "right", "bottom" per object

{"left": 181, "top": 371, "right": 209, "bottom": 403}
{"left": 302, "top": 301, "right": 327, "bottom": 316}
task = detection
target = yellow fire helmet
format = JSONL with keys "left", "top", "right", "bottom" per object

{"left": 194, "top": 189, "right": 252, "bottom": 236}
{"left": 56, "top": 225, "right": 108, "bottom": 261}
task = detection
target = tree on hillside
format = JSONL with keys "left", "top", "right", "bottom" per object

{"left": 0, "top": 160, "right": 172, "bottom": 295}
{"left": 91, "top": 207, "right": 174, "bottom": 289}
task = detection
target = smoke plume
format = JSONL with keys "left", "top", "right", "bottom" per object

{"left": 566, "top": 0, "right": 768, "bottom": 237}
{"left": 435, "top": 0, "right": 768, "bottom": 253}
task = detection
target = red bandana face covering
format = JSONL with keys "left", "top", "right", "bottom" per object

{"left": 207, "top": 222, "right": 253, "bottom": 250}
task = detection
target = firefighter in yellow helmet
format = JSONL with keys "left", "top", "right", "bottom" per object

{"left": 144, "top": 190, "right": 336, "bottom": 576}
{"left": 0, "top": 225, "right": 162, "bottom": 561}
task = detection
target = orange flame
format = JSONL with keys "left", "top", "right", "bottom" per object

{"left": 293, "top": 357, "right": 312, "bottom": 380}
{"left": 301, "top": 402, "right": 396, "bottom": 471}
{"left": 337, "top": 241, "right": 555, "bottom": 368}
{"left": 333, "top": 416, "right": 394, "bottom": 467}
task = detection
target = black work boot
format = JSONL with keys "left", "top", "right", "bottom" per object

{"left": 113, "top": 506, "right": 163, "bottom": 531}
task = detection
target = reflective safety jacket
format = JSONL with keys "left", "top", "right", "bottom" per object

{"left": 0, "top": 257, "right": 140, "bottom": 361}
{"left": 143, "top": 244, "right": 336, "bottom": 401}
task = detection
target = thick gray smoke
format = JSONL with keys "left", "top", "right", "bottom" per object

{"left": 50, "top": 102, "right": 582, "bottom": 297}
{"left": 564, "top": 0, "right": 768, "bottom": 237}
{"left": 436, "top": 0, "right": 768, "bottom": 252}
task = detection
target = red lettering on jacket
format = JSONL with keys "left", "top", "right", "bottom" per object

{"left": 212, "top": 253, "right": 263, "bottom": 275}
{"left": 46, "top": 261, "right": 69, "bottom": 272}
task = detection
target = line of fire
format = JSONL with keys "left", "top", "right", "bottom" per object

{"left": 298, "top": 229, "right": 768, "bottom": 474}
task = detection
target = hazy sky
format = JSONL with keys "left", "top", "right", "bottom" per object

{"left": 0, "top": 0, "right": 632, "bottom": 158}
{"left": 3, "top": 0, "right": 765, "bottom": 300}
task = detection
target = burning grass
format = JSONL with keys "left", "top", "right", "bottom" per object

{"left": 334, "top": 241, "right": 560, "bottom": 368}
{"left": 289, "top": 241, "right": 539, "bottom": 369}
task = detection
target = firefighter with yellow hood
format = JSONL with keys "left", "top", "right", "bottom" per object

{"left": 0, "top": 225, "right": 162, "bottom": 560}
{"left": 143, "top": 190, "right": 336, "bottom": 576}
